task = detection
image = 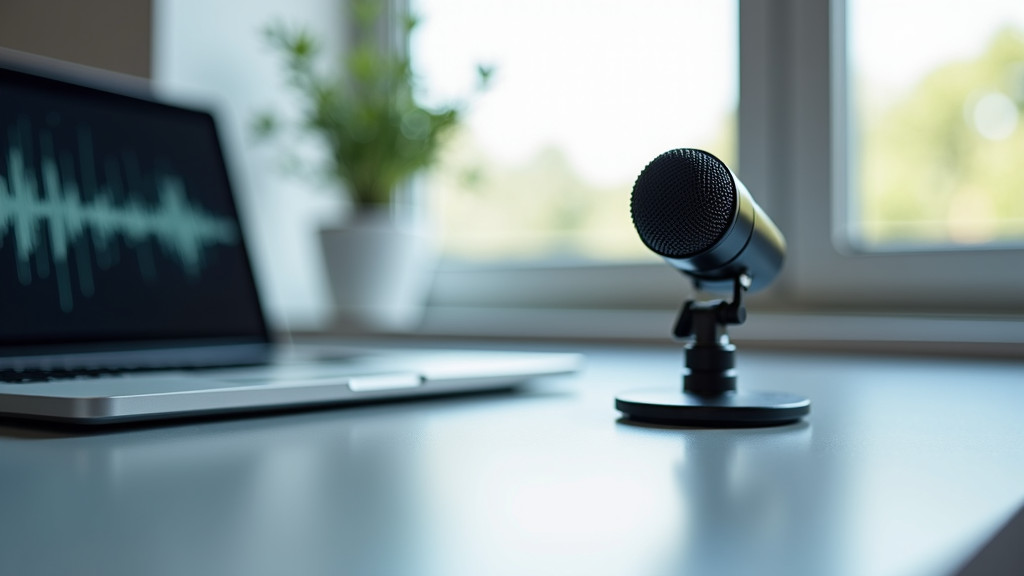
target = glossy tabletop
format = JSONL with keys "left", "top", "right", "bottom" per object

{"left": 2, "top": 342, "right": 1024, "bottom": 576}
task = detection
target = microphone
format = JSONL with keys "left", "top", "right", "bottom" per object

{"left": 630, "top": 148, "right": 785, "bottom": 293}
{"left": 615, "top": 148, "right": 810, "bottom": 428}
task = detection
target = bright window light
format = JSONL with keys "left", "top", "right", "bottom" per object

{"left": 411, "top": 0, "right": 738, "bottom": 262}
{"left": 848, "top": 0, "right": 1024, "bottom": 250}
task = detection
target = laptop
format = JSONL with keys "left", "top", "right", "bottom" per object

{"left": 0, "top": 50, "right": 581, "bottom": 425}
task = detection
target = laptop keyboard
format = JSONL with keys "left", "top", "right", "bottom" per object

{"left": 0, "top": 368, "right": 128, "bottom": 384}
{"left": 0, "top": 360, "right": 267, "bottom": 383}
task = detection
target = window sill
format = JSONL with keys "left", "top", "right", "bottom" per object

{"left": 411, "top": 306, "right": 1024, "bottom": 357}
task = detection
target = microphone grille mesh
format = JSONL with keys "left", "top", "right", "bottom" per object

{"left": 630, "top": 149, "right": 736, "bottom": 259}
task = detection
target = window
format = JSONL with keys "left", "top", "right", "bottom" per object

{"left": 847, "top": 0, "right": 1024, "bottom": 250}
{"left": 421, "top": 0, "right": 1024, "bottom": 320}
{"left": 751, "top": 0, "right": 1024, "bottom": 314}
{"left": 411, "top": 0, "right": 737, "bottom": 264}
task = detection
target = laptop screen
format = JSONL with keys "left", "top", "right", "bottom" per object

{"left": 0, "top": 62, "right": 268, "bottom": 352}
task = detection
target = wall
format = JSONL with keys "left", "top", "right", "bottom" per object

{"left": 0, "top": 0, "right": 152, "bottom": 77}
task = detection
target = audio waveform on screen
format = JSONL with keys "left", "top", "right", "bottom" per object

{"left": 0, "top": 124, "right": 239, "bottom": 312}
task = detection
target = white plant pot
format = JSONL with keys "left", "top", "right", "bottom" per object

{"left": 319, "top": 210, "right": 436, "bottom": 332}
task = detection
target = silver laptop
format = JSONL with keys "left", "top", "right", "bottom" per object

{"left": 0, "top": 51, "right": 580, "bottom": 424}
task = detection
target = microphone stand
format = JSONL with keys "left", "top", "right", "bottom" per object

{"left": 615, "top": 274, "right": 810, "bottom": 427}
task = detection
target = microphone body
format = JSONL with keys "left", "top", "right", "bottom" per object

{"left": 630, "top": 149, "right": 785, "bottom": 292}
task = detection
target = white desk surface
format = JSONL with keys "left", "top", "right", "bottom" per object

{"left": 2, "top": 341, "right": 1023, "bottom": 576}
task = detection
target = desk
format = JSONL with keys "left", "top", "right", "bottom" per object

{"left": 2, "top": 342, "right": 1023, "bottom": 576}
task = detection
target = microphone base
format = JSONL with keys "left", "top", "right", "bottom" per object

{"left": 615, "top": 388, "right": 810, "bottom": 428}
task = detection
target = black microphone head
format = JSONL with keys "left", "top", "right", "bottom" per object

{"left": 630, "top": 148, "right": 786, "bottom": 292}
{"left": 630, "top": 148, "right": 736, "bottom": 259}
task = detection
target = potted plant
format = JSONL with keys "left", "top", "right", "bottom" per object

{"left": 255, "top": 0, "right": 490, "bottom": 331}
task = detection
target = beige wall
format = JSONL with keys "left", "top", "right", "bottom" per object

{"left": 0, "top": 0, "right": 151, "bottom": 77}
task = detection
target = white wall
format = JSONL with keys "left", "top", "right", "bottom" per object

{"left": 153, "top": 0, "right": 347, "bottom": 331}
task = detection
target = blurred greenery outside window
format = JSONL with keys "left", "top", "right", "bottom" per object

{"left": 848, "top": 0, "right": 1024, "bottom": 250}
{"left": 409, "top": 0, "right": 738, "bottom": 264}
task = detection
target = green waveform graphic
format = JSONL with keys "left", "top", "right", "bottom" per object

{"left": 0, "top": 127, "right": 239, "bottom": 313}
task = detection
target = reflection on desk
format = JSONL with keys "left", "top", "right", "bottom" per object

{"left": 1, "top": 343, "right": 1023, "bottom": 576}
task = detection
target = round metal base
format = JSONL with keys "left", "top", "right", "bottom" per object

{"left": 616, "top": 389, "right": 810, "bottom": 428}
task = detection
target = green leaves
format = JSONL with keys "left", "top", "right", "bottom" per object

{"left": 476, "top": 64, "right": 495, "bottom": 90}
